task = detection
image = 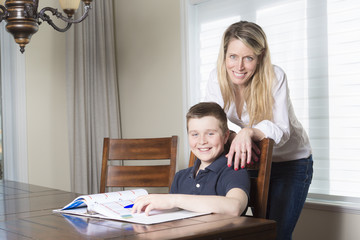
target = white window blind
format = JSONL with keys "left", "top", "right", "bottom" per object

{"left": 186, "top": 0, "right": 360, "bottom": 201}
{"left": 327, "top": 0, "right": 360, "bottom": 197}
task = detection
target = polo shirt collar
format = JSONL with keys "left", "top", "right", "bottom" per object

{"left": 190, "top": 152, "right": 226, "bottom": 177}
{"left": 205, "top": 153, "right": 227, "bottom": 173}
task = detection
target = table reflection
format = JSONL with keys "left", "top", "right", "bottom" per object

{"left": 61, "top": 214, "right": 134, "bottom": 237}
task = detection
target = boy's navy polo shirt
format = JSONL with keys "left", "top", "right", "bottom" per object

{"left": 170, "top": 154, "right": 250, "bottom": 199}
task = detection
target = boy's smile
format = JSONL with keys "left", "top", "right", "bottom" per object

{"left": 188, "top": 116, "right": 229, "bottom": 168}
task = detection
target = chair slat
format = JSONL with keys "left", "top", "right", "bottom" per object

{"left": 107, "top": 165, "right": 172, "bottom": 187}
{"left": 100, "top": 136, "right": 178, "bottom": 193}
{"left": 108, "top": 138, "right": 173, "bottom": 160}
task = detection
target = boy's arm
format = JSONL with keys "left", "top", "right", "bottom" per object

{"left": 131, "top": 188, "right": 248, "bottom": 216}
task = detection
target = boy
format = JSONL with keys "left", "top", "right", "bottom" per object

{"left": 132, "top": 102, "right": 250, "bottom": 216}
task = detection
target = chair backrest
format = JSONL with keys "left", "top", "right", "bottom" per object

{"left": 188, "top": 138, "right": 274, "bottom": 218}
{"left": 100, "top": 136, "right": 178, "bottom": 193}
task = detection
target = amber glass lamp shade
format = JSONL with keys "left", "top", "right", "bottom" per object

{"left": 59, "top": 0, "right": 81, "bottom": 17}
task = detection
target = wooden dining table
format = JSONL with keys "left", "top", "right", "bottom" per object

{"left": 0, "top": 180, "right": 276, "bottom": 239}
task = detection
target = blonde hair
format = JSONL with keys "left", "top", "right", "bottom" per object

{"left": 217, "top": 21, "right": 276, "bottom": 126}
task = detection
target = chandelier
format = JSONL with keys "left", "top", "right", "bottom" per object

{"left": 0, "top": 0, "right": 92, "bottom": 53}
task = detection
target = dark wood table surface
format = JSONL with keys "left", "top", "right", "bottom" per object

{"left": 0, "top": 180, "right": 276, "bottom": 240}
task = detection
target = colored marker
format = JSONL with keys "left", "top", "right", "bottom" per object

{"left": 124, "top": 204, "right": 134, "bottom": 209}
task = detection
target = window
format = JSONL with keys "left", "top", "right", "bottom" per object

{"left": 183, "top": 0, "right": 360, "bottom": 205}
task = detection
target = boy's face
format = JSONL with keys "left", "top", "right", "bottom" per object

{"left": 188, "top": 116, "right": 229, "bottom": 165}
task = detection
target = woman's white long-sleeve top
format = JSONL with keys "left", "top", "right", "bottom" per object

{"left": 205, "top": 65, "right": 312, "bottom": 162}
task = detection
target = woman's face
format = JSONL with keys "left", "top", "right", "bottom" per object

{"left": 225, "top": 39, "right": 259, "bottom": 88}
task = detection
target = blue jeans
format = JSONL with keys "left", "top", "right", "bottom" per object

{"left": 267, "top": 155, "right": 313, "bottom": 240}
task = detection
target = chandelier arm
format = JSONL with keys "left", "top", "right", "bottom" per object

{"left": 0, "top": 5, "right": 7, "bottom": 22}
{"left": 40, "top": 12, "right": 72, "bottom": 32}
{"left": 39, "top": 5, "right": 90, "bottom": 25}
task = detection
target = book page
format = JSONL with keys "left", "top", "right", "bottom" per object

{"left": 61, "top": 189, "right": 148, "bottom": 210}
{"left": 87, "top": 200, "right": 135, "bottom": 218}
{"left": 54, "top": 189, "right": 211, "bottom": 225}
{"left": 55, "top": 207, "right": 210, "bottom": 225}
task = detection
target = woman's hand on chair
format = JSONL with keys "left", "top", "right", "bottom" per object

{"left": 226, "top": 128, "right": 261, "bottom": 170}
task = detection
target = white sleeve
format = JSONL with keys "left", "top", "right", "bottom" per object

{"left": 204, "top": 69, "right": 224, "bottom": 107}
{"left": 253, "top": 67, "right": 290, "bottom": 146}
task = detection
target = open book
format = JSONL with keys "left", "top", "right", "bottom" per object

{"left": 53, "top": 189, "right": 210, "bottom": 224}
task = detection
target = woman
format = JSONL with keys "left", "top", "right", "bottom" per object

{"left": 205, "top": 21, "right": 313, "bottom": 240}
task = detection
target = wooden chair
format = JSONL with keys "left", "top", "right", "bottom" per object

{"left": 188, "top": 138, "right": 274, "bottom": 218}
{"left": 100, "top": 136, "right": 178, "bottom": 193}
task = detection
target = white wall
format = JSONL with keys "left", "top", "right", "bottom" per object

{"left": 114, "top": 0, "right": 187, "bottom": 170}
{"left": 294, "top": 205, "right": 360, "bottom": 240}
{"left": 25, "top": 0, "right": 70, "bottom": 191}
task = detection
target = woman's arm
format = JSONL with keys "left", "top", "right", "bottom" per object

{"left": 252, "top": 66, "right": 291, "bottom": 147}
{"left": 228, "top": 66, "right": 291, "bottom": 170}
{"left": 131, "top": 188, "right": 248, "bottom": 216}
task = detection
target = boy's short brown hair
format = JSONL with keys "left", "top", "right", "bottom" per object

{"left": 186, "top": 102, "right": 229, "bottom": 135}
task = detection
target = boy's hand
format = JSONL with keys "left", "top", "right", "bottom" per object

{"left": 131, "top": 194, "right": 175, "bottom": 216}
